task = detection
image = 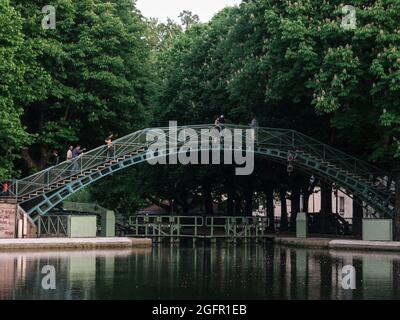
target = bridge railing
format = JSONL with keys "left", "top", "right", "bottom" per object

{"left": 127, "top": 215, "right": 270, "bottom": 238}
{"left": 14, "top": 124, "right": 217, "bottom": 198}
{"left": 15, "top": 128, "right": 153, "bottom": 198}
{"left": 12, "top": 124, "right": 394, "bottom": 201}
{"left": 37, "top": 215, "right": 69, "bottom": 237}
{"left": 249, "top": 126, "right": 393, "bottom": 190}
{"left": 291, "top": 130, "right": 394, "bottom": 191}
{"left": 62, "top": 201, "right": 109, "bottom": 214}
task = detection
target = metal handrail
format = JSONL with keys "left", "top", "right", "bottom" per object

{"left": 6, "top": 124, "right": 394, "bottom": 206}
{"left": 127, "top": 215, "right": 270, "bottom": 238}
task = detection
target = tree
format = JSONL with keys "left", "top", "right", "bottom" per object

{"left": 12, "top": 0, "right": 152, "bottom": 171}
{"left": 145, "top": 17, "right": 182, "bottom": 53}
{"left": 179, "top": 10, "right": 200, "bottom": 30}
{"left": 0, "top": 0, "right": 32, "bottom": 178}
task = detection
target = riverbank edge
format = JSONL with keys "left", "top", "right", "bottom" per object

{"left": 0, "top": 237, "right": 151, "bottom": 251}
{"left": 272, "top": 236, "right": 400, "bottom": 252}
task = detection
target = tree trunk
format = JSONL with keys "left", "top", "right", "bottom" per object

{"left": 226, "top": 171, "right": 235, "bottom": 216}
{"left": 244, "top": 188, "right": 253, "bottom": 217}
{"left": 352, "top": 196, "right": 363, "bottom": 238}
{"left": 303, "top": 179, "right": 317, "bottom": 214}
{"left": 20, "top": 148, "right": 37, "bottom": 170}
{"left": 203, "top": 183, "right": 214, "bottom": 215}
{"left": 181, "top": 189, "right": 189, "bottom": 214}
{"left": 290, "top": 187, "right": 300, "bottom": 231}
{"left": 265, "top": 184, "right": 275, "bottom": 231}
{"left": 320, "top": 183, "right": 332, "bottom": 233}
{"left": 280, "top": 188, "right": 288, "bottom": 231}
{"left": 303, "top": 191, "right": 309, "bottom": 214}
{"left": 234, "top": 194, "right": 242, "bottom": 216}
{"left": 227, "top": 190, "right": 234, "bottom": 216}
{"left": 39, "top": 145, "right": 51, "bottom": 169}
{"left": 395, "top": 171, "right": 400, "bottom": 241}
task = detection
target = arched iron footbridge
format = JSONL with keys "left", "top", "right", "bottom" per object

{"left": 9, "top": 124, "right": 395, "bottom": 221}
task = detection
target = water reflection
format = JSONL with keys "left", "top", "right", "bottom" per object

{"left": 0, "top": 249, "right": 149, "bottom": 300}
{"left": 0, "top": 245, "right": 399, "bottom": 300}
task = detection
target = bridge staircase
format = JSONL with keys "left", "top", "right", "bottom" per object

{"left": 1, "top": 124, "right": 394, "bottom": 221}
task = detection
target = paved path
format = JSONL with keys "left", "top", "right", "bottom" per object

{"left": 273, "top": 236, "right": 400, "bottom": 252}
{"left": 329, "top": 239, "right": 400, "bottom": 252}
{"left": 0, "top": 237, "right": 151, "bottom": 250}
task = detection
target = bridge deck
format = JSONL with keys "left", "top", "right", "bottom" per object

{"left": 2, "top": 124, "right": 395, "bottom": 220}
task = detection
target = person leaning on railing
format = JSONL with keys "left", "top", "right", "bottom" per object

{"left": 105, "top": 134, "right": 115, "bottom": 160}
{"left": 71, "top": 145, "right": 86, "bottom": 173}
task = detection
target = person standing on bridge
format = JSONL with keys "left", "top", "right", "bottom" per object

{"left": 213, "top": 116, "right": 221, "bottom": 143}
{"left": 72, "top": 145, "right": 86, "bottom": 173}
{"left": 65, "top": 146, "right": 74, "bottom": 176}
{"left": 66, "top": 145, "right": 73, "bottom": 161}
{"left": 219, "top": 115, "right": 225, "bottom": 129}
{"left": 72, "top": 145, "right": 86, "bottom": 158}
{"left": 214, "top": 115, "right": 220, "bottom": 127}
{"left": 105, "top": 134, "right": 115, "bottom": 160}
{"left": 50, "top": 150, "right": 60, "bottom": 166}
{"left": 250, "top": 114, "right": 259, "bottom": 144}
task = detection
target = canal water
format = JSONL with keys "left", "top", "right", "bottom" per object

{"left": 0, "top": 244, "right": 399, "bottom": 300}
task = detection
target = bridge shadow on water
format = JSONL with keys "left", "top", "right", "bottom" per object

{"left": 0, "top": 244, "right": 398, "bottom": 300}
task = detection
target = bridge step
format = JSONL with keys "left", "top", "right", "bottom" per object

{"left": 20, "top": 151, "right": 146, "bottom": 202}
{"left": 15, "top": 140, "right": 392, "bottom": 220}
{"left": 294, "top": 150, "right": 392, "bottom": 198}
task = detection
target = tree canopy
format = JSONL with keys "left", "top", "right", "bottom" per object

{"left": 1, "top": 0, "right": 399, "bottom": 222}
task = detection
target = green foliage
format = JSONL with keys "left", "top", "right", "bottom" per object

{"left": 156, "top": 0, "right": 400, "bottom": 166}
{"left": 138, "top": 0, "right": 400, "bottom": 213}
{"left": 68, "top": 188, "right": 92, "bottom": 203}
{"left": 11, "top": 0, "right": 152, "bottom": 169}
{"left": 145, "top": 17, "right": 182, "bottom": 53}
{"left": 1, "top": 0, "right": 399, "bottom": 213}
{"left": 0, "top": 0, "right": 32, "bottom": 178}
{"left": 179, "top": 10, "right": 200, "bottom": 30}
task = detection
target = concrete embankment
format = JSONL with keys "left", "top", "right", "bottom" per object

{"left": 272, "top": 236, "right": 400, "bottom": 252}
{"left": 0, "top": 237, "right": 151, "bottom": 251}
{"left": 273, "top": 237, "right": 331, "bottom": 249}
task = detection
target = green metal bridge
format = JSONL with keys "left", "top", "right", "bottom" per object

{"left": 3, "top": 124, "right": 395, "bottom": 221}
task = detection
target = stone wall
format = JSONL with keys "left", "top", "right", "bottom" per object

{"left": 0, "top": 202, "right": 37, "bottom": 239}
{"left": 0, "top": 202, "right": 17, "bottom": 238}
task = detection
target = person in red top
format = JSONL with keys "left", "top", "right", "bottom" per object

{"left": 2, "top": 181, "right": 10, "bottom": 197}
